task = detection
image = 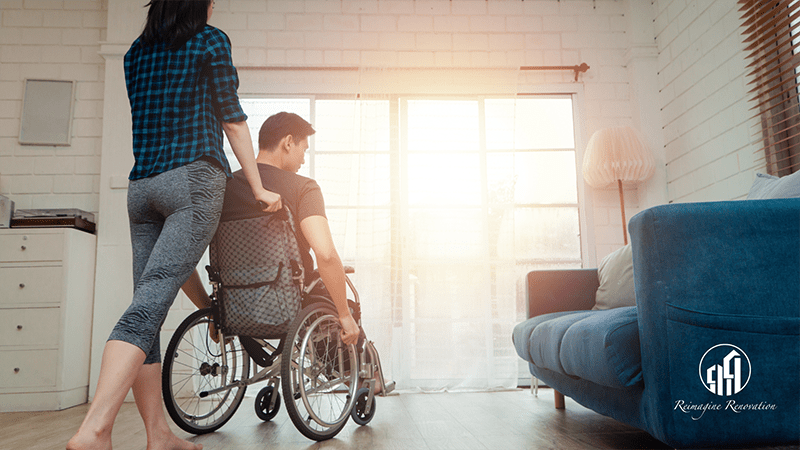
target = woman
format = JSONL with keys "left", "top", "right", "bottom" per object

{"left": 67, "top": 2, "right": 278, "bottom": 449}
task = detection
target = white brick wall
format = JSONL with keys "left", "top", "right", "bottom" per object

{"left": 208, "top": 0, "right": 630, "bottom": 84}
{"left": 654, "top": 0, "right": 763, "bottom": 202}
{"left": 0, "top": 0, "right": 106, "bottom": 213}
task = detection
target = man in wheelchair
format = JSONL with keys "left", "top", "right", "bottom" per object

{"left": 182, "top": 111, "right": 359, "bottom": 346}
{"left": 172, "top": 112, "right": 390, "bottom": 441}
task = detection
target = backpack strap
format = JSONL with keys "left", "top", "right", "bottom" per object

{"left": 276, "top": 205, "right": 305, "bottom": 289}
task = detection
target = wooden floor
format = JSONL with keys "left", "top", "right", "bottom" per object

{"left": 1, "top": 389, "right": 797, "bottom": 450}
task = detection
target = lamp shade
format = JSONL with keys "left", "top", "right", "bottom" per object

{"left": 582, "top": 126, "right": 655, "bottom": 188}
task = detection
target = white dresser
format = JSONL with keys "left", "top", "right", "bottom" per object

{"left": 0, "top": 228, "right": 96, "bottom": 412}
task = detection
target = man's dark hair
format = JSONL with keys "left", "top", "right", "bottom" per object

{"left": 139, "top": 0, "right": 213, "bottom": 51}
{"left": 259, "top": 112, "right": 316, "bottom": 151}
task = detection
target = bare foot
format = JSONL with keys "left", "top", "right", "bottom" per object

{"left": 66, "top": 429, "right": 112, "bottom": 450}
{"left": 147, "top": 430, "right": 202, "bottom": 450}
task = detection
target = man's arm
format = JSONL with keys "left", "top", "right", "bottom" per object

{"left": 300, "top": 215, "right": 360, "bottom": 345}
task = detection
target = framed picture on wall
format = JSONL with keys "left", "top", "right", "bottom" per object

{"left": 19, "top": 79, "right": 76, "bottom": 146}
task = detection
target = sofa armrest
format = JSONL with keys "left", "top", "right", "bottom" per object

{"left": 526, "top": 269, "right": 598, "bottom": 318}
{"left": 630, "top": 198, "right": 800, "bottom": 318}
{"left": 628, "top": 198, "right": 800, "bottom": 448}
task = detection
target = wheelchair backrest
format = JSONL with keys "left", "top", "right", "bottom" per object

{"left": 209, "top": 207, "right": 304, "bottom": 338}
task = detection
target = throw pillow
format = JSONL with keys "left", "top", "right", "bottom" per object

{"left": 747, "top": 171, "right": 800, "bottom": 199}
{"left": 593, "top": 244, "right": 636, "bottom": 310}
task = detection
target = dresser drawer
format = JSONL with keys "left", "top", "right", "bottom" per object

{"left": 0, "top": 308, "right": 60, "bottom": 347}
{"left": 0, "top": 233, "right": 64, "bottom": 262}
{"left": 0, "top": 349, "right": 57, "bottom": 389}
{"left": 0, "top": 266, "right": 63, "bottom": 306}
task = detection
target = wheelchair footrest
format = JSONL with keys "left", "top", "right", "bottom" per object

{"left": 381, "top": 381, "right": 396, "bottom": 396}
{"left": 240, "top": 336, "right": 274, "bottom": 368}
{"left": 364, "top": 340, "right": 395, "bottom": 396}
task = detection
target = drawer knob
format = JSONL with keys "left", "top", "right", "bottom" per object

{"left": 17, "top": 325, "right": 23, "bottom": 330}
{"left": 13, "top": 368, "right": 20, "bottom": 374}
{"left": 20, "top": 245, "right": 26, "bottom": 251}
{"left": 19, "top": 283, "right": 25, "bottom": 289}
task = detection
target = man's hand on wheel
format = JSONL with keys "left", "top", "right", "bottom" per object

{"left": 339, "top": 314, "right": 359, "bottom": 346}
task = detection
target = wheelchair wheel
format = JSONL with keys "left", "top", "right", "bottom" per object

{"left": 351, "top": 387, "right": 376, "bottom": 425}
{"left": 162, "top": 308, "right": 250, "bottom": 434}
{"left": 281, "top": 302, "right": 359, "bottom": 441}
{"left": 254, "top": 385, "right": 281, "bottom": 421}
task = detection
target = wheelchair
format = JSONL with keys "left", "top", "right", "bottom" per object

{"left": 161, "top": 229, "right": 393, "bottom": 441}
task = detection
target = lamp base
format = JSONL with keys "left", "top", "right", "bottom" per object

{"left": 618, "top": 179, "right": 627, "bottom": 245}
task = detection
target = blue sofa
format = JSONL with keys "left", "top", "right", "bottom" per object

{"left": 512, "top": 199, "right": 800, "bottom": 449}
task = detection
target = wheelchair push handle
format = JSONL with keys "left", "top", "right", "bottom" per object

{"left": 258, "top": 202, "right": 294, "bottom": 220}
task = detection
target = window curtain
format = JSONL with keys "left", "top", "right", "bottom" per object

{"left": 310, "top": 93, "right": 400, "bottom": 387}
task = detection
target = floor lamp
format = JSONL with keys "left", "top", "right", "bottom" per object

{"left": 582, "top": 126, "right": 655, "bottom": 245}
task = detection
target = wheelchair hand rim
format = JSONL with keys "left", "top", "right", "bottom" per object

{"left": 296, "top": 313, "right": 358, "bottom": 428}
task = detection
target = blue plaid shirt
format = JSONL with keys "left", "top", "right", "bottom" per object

{"left": 124, "top": 25, "right": 247, "bottom": 180}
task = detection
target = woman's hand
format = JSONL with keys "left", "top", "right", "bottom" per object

{"left": 254, "top": 188, "right": 282, "bottom": 212}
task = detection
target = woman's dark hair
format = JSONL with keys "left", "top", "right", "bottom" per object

{"left": 139, "top": 0, "right": 213, "bottom": 50}
{"left": 259, "top": 112, "right": 316, "bottom": 151}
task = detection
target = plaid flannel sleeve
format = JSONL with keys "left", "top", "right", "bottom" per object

{"left": 207, "top": 31, "right": 247, "bottom": 123}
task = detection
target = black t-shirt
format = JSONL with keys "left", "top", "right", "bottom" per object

{"left": 220, "top": 163, "right": 326, "bottom": 279}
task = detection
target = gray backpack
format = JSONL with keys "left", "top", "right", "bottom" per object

{"left": 209, "top": 207, "right": 304, "bottom": 338}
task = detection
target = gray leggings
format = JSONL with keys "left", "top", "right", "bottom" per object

{"left": 110, "top": 159, "right": 226, "bottom": 364}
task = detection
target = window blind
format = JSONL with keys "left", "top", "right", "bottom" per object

{"left": 739, "top": 0, "right": 800, "bottom": 175}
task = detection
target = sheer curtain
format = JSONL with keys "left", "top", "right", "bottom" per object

{"left": 221, "top": 69, "right": 582, "bottom": 392}
{"left": 394, "top": 94, "right": 580, "bottom": 391}
{"left": 310, "top": 95, "right": 398, "bottom": 388}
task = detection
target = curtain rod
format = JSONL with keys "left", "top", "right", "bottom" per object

{"left": 237, "top": 63, "right": 590, "bottom": 80}
{"left": 238, "top": 66, "right": 359, "bottom": 71}
{"left": 520, "top": 63, "right": 590, "bottom": 81}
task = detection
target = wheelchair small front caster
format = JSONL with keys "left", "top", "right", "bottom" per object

{"left": 351, "top": 387, "right": 376, "bottom": 426}
{"left": 255, "top": 385, "right": 281, "bottom": 421}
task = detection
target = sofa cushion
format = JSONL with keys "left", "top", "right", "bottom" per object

{"left": 513, "top": 307, "right": 642, "bottom": 390}
{"left": 747, "top": 171, "right": 800, "bottom": 199}
{"left": 594, "top": 244, "right": 636, "bottom": 310}
{"left": 559, "top": 306, "right": 642, "bottom": 389}
{"left": 513, "top": 310, "right": 596, "bottom": 374}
